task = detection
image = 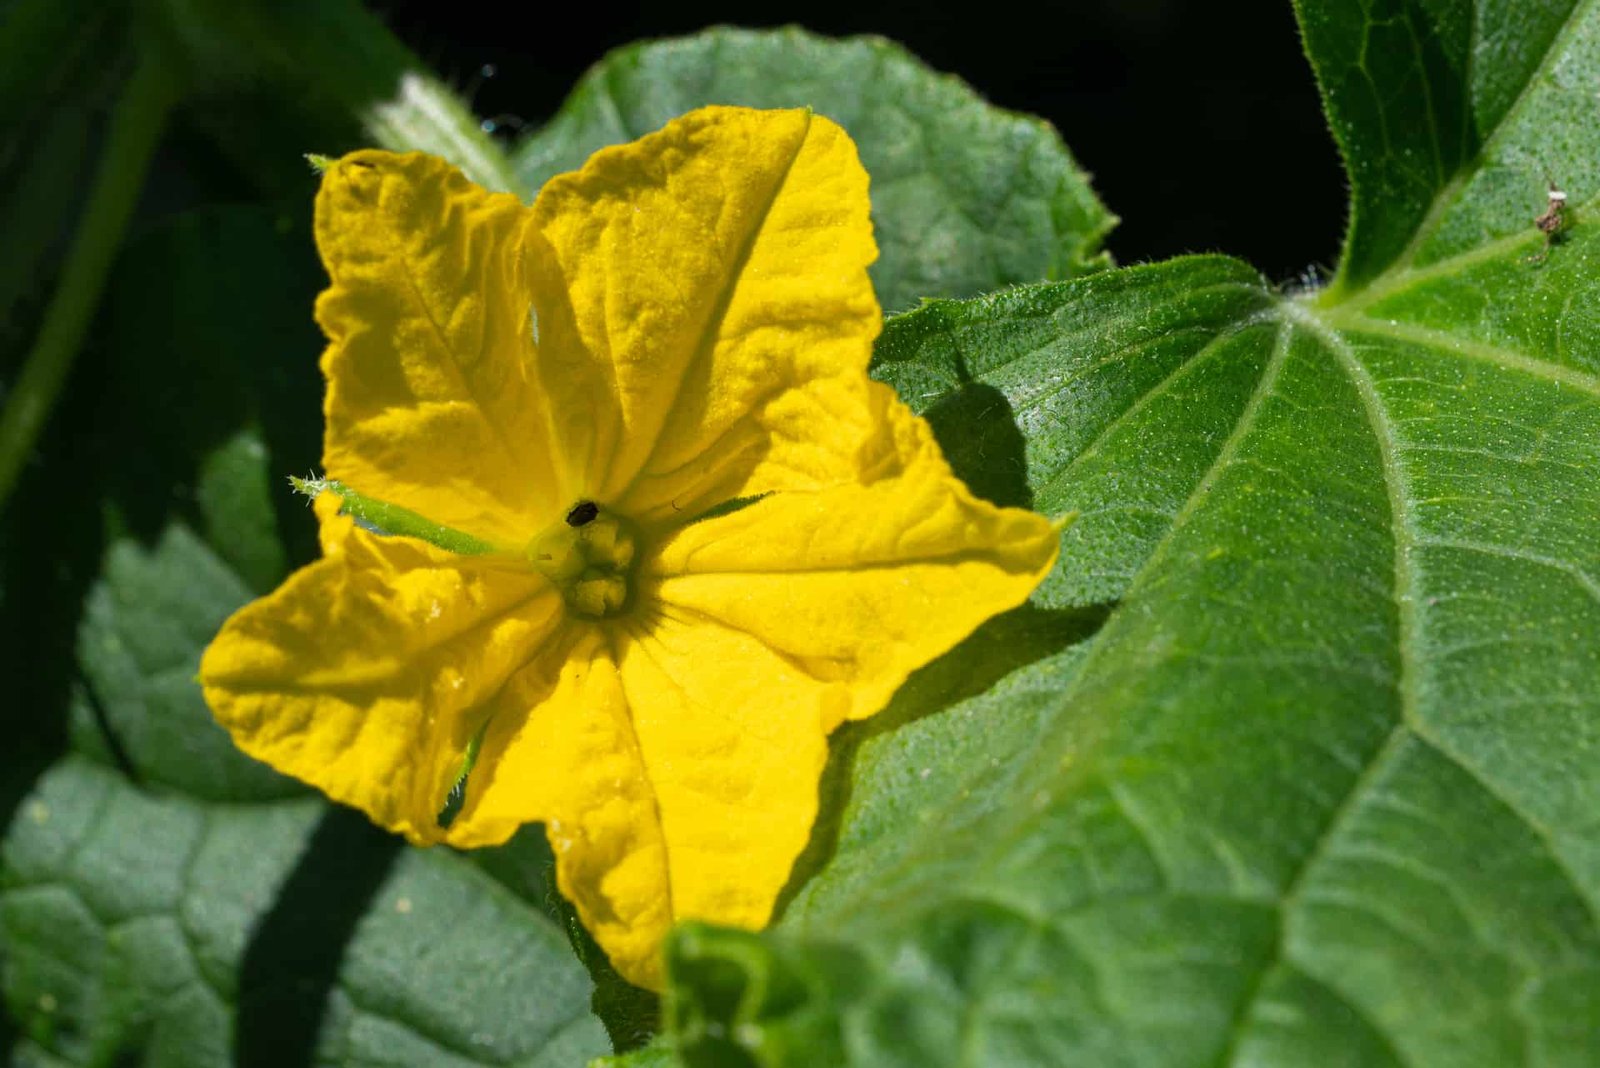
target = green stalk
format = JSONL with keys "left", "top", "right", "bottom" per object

{"left": 289, "top": 476, "right": 498, "bottom": 556}
{"left": 0, "top": 46, "right": 176, "bottom": 511}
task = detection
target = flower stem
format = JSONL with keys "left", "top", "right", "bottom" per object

{"left": 0, "top": 46, "right": 176, "bottom": 512}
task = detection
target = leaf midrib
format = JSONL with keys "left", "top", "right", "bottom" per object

{"left": 1206, "top": 301, "right": 1600, "bottom": 1063}
{"left": 853, "top": 281, "right": 1600, "bottom": 1057}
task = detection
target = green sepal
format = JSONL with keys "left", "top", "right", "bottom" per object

{"left": 289, "top": 475, "right": 497, "bottom": 556}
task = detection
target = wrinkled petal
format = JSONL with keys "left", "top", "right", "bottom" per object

{"left": 203, "top": 108, "right": 1065, "bottom": 995}
{"left": 200, "top": 495, "right": 563, "bottom": 843}
{"left": 523, "top": 106, "right": 882, "bottom": 518}
{"left": 647, "top": 391, "right": 1061, "bottom": 729}
{"left": 615, "top": 610, "right": 836, "bottom": 931}
{"left": 316, "top": 151, "right": 562, "bottom": 546}
{"left": 443, "top": 603, "right": 857, "bottom": 990}
{"left": 491, "top": 391, "right": 1057, "bottom": 986}
{"left": 447, "top": 628, "right": 673, "bottom": 988}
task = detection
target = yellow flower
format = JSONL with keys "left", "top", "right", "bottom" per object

{"left": 199, "top": 106, "right": 1059, "bottom": 989}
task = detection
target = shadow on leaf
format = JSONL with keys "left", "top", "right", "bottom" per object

{"left": 235, "top": 806, "right": 400, "bottom": 1068}
{"left": 471, "top": 825, "right": 662, "bottom": 1053}
{"left": 775, "top": 599, "right": 1112, "bottom": 917}
{"left": 922, "top": 380, "right": 1033, "bottom": 511}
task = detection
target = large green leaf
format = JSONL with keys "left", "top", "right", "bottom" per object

{"left": 510, "top": 26, "right": 1115, "bottom": 312}
{"left": 641, "top": 4, "right": 1600, "bottom": 1064}
{"left": 0, "top": 209, "right": 611, "bottom": 1067}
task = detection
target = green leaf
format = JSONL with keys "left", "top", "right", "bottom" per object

{"left": 871, "top": 257, "right": 1278, "bottom": 607}
{"left": 2, "top": 759, "right": 606, "bottom": 1067}
{"left": 510, "top": 26, "right": 1115, "bottom": 312}
{"left": 648, "top": 6, "right": 1600, "bottom": 1063}
{"left": 70, "top": 523, "right": 297, "bottom": 802}
{"left": 0, "top": 208, "right": 610, "bottom": 1066}
{"left": 1297, "top": 0, "right": 1583, "bottom": 295}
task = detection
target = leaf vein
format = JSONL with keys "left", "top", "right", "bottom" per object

{"left": 1331, "top": 315, "right": 1600, "bottom": 397}
{"left": 1408, "top": 728, "right": 1600, "bottom": 930}
{"left": 1416, "top": 536, "right": 1600, "bottom": 606}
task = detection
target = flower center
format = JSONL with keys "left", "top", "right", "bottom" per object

{"left": 525, "top": 501, "right": 638, "bottom": 619}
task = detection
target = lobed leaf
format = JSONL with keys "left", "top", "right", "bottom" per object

{"left": 1, "top": 758, "right": 607, "bottom": 1068}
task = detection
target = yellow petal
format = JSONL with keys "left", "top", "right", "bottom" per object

{"left": 616, "top": 609, "right": 836, "bottom": 928}
{"left": 447, "top": 612, "right": 838, "bottom": 991}
{"left": 524, "top": 106, "right": 882, "bottom": 519}
{"left": 647, "top": 391, "right": 1061, "bottom": 730}
{"left": 200, "top": 494, "right": 563, "bottom": 844}
{"left": 315, "top": 150, "right": 560, "bottom": 547}
{"left": 446, "top": 628, "right": 673, "bottom": 988}
{"left": 443, "top": 385, "right": 1055, "bottom": 991}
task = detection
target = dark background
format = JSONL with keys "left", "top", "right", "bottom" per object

{"left": 376, "top": 0, "right": 1347, "bottom": 283}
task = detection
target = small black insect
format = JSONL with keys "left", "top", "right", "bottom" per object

{"left": 566, "top": 500, "right": 600, "bottom": 527}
